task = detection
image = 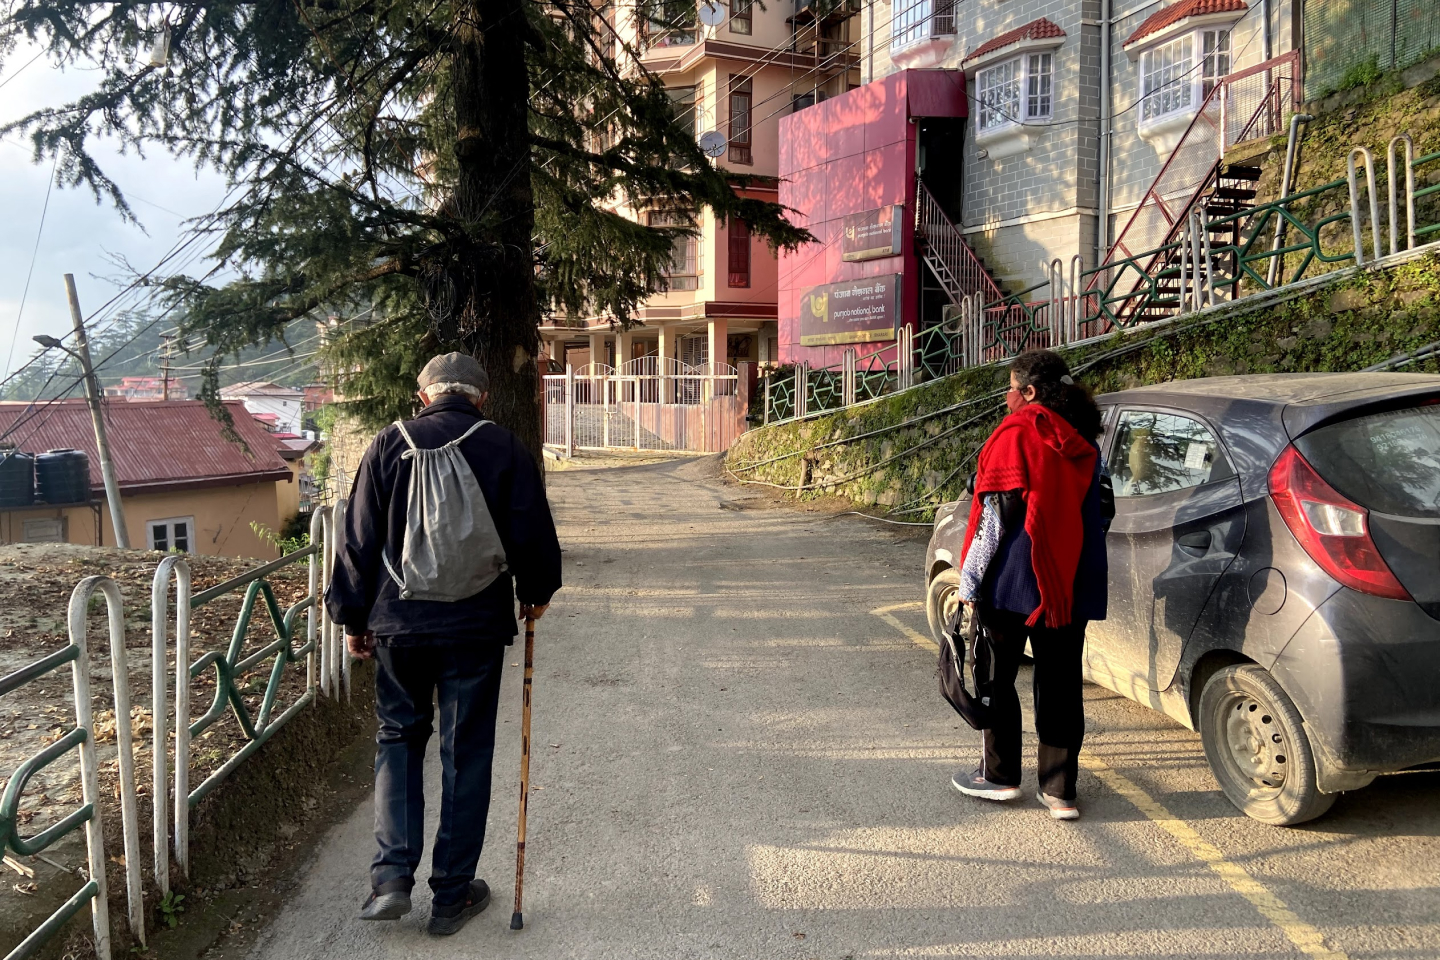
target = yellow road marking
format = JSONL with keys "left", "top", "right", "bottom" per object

{"left": 869, "top": 605, "right": 1350, "bottom": 960}
{"left": 1080, "top": 755, "right": 1349, "bottom": 959}
{"left": 869, "top": 602, "right": 937, "bottom": 652}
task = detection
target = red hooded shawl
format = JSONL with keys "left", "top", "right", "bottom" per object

{"left": 959, "top": 404, "right": 1097, "bottom": 628}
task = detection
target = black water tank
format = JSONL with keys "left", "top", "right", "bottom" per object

{"left": 36, "top": 449, "right": 90, "bottom": 505}
{"left": 0, "top": 449, "right": 35, "bottom": 509}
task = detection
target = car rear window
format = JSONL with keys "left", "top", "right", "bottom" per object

{"left": 1295, "top": 402, "right": 1440, "bottom": 518}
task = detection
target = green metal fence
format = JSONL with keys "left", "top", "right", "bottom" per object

{"left": 924, "top": 136, "right": 1440, "bottom": 367}
{"left": 0, "top": 578, "right": 146, "bottom": 960}
{"left": 0, "top": 504, "right": 351, "bottom": 960}
{"left": 762, "top": 332, "right": 914, "bottom": 425}
{"left": 154, "top": 503, "right": 343, "bottom": 882}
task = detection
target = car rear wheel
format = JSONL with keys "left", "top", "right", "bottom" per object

{"left": 1198, "top": 664, "right": 1336, "bottom": 826}
{"left": 926, "top": 567, "right": 962, "bottom": 647}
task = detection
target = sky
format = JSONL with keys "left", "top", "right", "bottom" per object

{"left": 0, "top": 42, "right": 230, "bottom": 381}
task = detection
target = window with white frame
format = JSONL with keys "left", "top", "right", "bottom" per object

{"left": 977, "top": 53, "right": 1053, "bottom": 133}
{"left": 891, "top": 0, "right": 956, "bottom": 51}
{"left": 1140, "top": 34, "right": 1194, "bottom": 123}
{"left": 1139, "top": 26, "right": 1232, "bottom": 126}
{"left": 1026, "top": 52, "right": 1053, "bottom": 120}
{"left": 1200, "top": 29, "right": 1231, "bottom": 98}
{"left": 149, "top": 516, "right": 195, "bottom": 553}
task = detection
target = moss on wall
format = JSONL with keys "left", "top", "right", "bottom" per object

{"left": 727, "top": 252, "right": 1440, "bottom": 519}
{"left": 1245, "top": 55, "right": 1440, "bottom": 213}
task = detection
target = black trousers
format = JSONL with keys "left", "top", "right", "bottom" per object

{"left": 978, "top": 608, "right": 1087, "bottom": 801}
{"left": 371, "top": 643, "right": 505, "bottom": 905}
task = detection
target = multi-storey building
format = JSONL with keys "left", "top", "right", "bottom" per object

{"left": 537, "top": 0, "right": 864, "bottom": 376}
{"left": 776, "top": 0, "right": 1300, "bottom": 365}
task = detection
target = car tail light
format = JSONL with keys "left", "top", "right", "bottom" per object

{"left": 1268, "top": 445, "right": 1412, "bottom": 601}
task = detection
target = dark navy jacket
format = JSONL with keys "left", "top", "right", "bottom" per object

{"left": 984, "top": 446, "right": 1109, "bottom": 623}
{"left": 324, "top": 396, "right": 562, "bottom": 644}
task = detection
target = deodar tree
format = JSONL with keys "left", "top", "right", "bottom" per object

{"left": 1, "top": 0, "right": 809, "bottom": 456}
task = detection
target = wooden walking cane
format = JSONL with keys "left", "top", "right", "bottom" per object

{"left": 511, "top": 613, "right": 536, "bottom": 930}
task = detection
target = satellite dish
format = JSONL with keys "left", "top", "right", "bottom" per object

{"left": 698, "top": 1, "right": 726, "bottom": 27}
{"left": 697, "top": 130, "right": 727, "bottom": 158}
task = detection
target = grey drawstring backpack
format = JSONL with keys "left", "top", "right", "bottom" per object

{"left": 382, "top": 419, "right": 508, "bottom": 601}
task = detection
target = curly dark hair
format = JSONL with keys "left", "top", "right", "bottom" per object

{"left": 1010, "top": 349, "right": 1102, "bottom": 440}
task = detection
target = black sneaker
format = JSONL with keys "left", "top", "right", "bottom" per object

{"left": 951, "top": 768, "right": 1023, "bottom": 801}
{"left": 427, "top": 879, "right": 491, "bottom": 937}
{"left": 359, "top": 880, "right": 412, "bottom": 921}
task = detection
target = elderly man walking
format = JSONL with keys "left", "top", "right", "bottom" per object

{"left": 326, "top": 353, "right": 562, "bottom": 937}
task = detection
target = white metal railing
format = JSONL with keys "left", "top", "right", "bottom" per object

{"left": 0, "top": 578, "right": 147, "bottom": 960}
{"left": 149, "top": 504, "right": 347, "bottom": 887}
{"left": 544, "top": 361, "right": 746, "bottom": 454}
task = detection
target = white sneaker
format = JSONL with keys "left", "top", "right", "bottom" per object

{"left": 1037, "top": 791, "right": 1080, "bottom": 820}
{"left": 951, "top": 769, "right": 1023, "bottom": 801}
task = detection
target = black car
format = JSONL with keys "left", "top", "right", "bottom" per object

{"left": 924, "top": 373, "right": 1440, "bottom": 825}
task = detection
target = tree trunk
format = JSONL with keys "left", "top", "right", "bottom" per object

{"left": 452, "top": 0, "right": 543, "bottom": 462}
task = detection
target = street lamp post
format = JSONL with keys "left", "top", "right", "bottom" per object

{"left": 32, "top": 275, "right": 131, "bottom": 548}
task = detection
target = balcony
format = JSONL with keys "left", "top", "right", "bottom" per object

{"left": 792, "top": 0, "right": 861, "bottom": 25}
{"left": 889, "top": 0, "right": 957, "bottom": 70}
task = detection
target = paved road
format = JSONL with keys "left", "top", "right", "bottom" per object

{"left": 248, "top": 458, "right": 1439, "bottom": 960}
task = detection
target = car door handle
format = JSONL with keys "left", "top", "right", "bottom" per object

{"left": 1177, "top": 530, "right": 1212, "bottom": 551}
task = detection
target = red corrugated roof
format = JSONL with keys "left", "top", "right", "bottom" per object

{"left": 0, "top": 399, "right": 292, "bottom": 494}
{"left": 223, "top": 380, "right": 305, "bottom": 398}
{"left": 1125, "top": 0, "right": 1247, "bottom": 46}
{"left": 964, "top": 18, "right": 1066, "bottom": 64}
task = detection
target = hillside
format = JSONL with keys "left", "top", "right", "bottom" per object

{"left": 1, "top": 314, "right": 320, "bottom": 403}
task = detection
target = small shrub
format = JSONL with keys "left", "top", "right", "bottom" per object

{"left": 158, "top": 891, "right": 185, "bottom": 929}
{"left": 1339, "top": 55, "right": 1382, "bottom": 92}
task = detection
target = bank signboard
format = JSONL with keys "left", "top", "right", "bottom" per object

{"left": 798, "top": 274, "right": 900, "bottom": 346}
{"left": 841, "top": 205, "right": 903, "bottom": 261}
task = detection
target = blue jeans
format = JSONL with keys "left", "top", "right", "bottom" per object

{"left": 371, "top": 643, "right": 505, "bottom": 905}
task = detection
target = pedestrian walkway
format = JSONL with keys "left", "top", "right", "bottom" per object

{"left": 242, "top": 458, "right": 1439, "bottom": 960}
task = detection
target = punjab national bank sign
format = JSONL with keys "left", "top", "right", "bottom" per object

{"left": 798, "top": 275, "right": 900, "bottom": 346}
{"left": 840, "top": 205, "right": 903, "bottom": 261}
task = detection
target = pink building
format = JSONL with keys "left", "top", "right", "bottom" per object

{"left": 777, "top": 69, "right": 969, "bottom": 368}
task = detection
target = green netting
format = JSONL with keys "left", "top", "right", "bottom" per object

{"left": 1304, "top": 0, "right": 1440, "bottom": 100}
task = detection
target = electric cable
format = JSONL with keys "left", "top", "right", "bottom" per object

{"left": 4, "top": 153, "right": 58, "bottom": 379}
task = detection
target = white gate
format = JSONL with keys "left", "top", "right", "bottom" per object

{"left": 544, "top": 359, "right": 747, "bottom": 455}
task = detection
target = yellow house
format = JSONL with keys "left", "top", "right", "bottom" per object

{"left": 0, "top": 399, "right": 296, "bottom": 560}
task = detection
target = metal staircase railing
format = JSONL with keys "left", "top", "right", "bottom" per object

{"left": 915, "top": 182, "right": 1005, "bottom": 306}
{"left": 1094, "top": 52, "right": 1302, "bottom": 325}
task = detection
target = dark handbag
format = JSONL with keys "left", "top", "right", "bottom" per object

{"left": 937, "top": 607, "right": 994, "bottom": 731}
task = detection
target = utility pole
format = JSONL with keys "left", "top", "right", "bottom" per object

{"left": 63, "top": 274, "right": 130, "bottom": 548}
{"left": 161, "top": 334, "right": 173, "bottom": 401}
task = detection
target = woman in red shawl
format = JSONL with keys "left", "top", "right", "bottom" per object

{"left": 952, "top": 349, "right": 1108, "bottom": 820}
